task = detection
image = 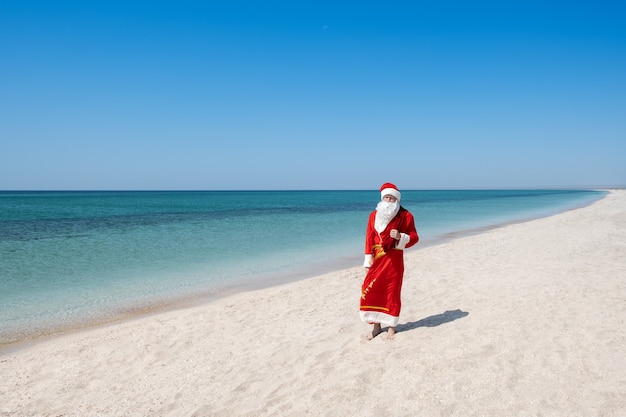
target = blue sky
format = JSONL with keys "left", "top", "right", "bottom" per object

{"left": 1, "top": 1, "right": 624, "bottom": 190}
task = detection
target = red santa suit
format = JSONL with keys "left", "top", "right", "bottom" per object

{"left": 360, "top": 184, "right": 419, "bottom": 328}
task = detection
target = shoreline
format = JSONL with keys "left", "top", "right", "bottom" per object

{"left": 1, "top": 189, "right": 624, "bottom": 415}
{"left": 0, "top": 190, "right": 609, "bottom": 354}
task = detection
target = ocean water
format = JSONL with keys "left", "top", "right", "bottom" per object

{"left": 0, "top": 189, "right": 605, "bottom": 344}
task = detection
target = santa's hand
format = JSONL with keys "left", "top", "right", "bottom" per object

{"left": 390, "top": 229, "right": 401, "bottom": 240}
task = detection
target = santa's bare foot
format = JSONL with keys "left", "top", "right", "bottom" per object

{"left": 384, "top": 326, "right": 396, "bottom": 340}
{"left": 366, "top": 323, "right": 383, "bottom": 340}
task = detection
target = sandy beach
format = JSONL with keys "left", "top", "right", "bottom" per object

{"left": 1, "top": 190, "right": 624, "bottom": 417}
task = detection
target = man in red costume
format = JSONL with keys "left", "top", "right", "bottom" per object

{"left": 361, "top": 183, "right": 419, "bottom": 340}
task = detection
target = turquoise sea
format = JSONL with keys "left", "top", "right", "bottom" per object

{"left": 0, "top": 189, "right": 605, "bottom": 345}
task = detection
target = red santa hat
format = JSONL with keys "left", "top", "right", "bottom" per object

{"left": 380, "top": 182, "right": 401, "bottom": 201}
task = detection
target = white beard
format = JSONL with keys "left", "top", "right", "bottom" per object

{"left": 374, "top": 201, "right": 399, "bottom": 233}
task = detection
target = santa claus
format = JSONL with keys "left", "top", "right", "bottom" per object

{"left": 360, "top": 182, "right": 419, "bottom": 340}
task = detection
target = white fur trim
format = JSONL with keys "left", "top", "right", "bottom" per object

{"left": 360, "top": 311, "right": 400, "bottom": 327}
{"left": 380, "top": 187, "right": 401, "bottom": 201}
{"left": 396, "top": 233, "right": 410, "bottom": 250}
{"left": 363, "top": 254, "right": 373, "bottom": 267}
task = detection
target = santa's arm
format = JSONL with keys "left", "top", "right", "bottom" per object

{"left": 363, "top": 212, "right": 376, "bottom": 267}
{"left": 395, "top": 215, "right": 419, "bottom": 250}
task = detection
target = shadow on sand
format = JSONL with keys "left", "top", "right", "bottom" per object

{"left": 395, "top": 309, "right": 469, "bottom": 333}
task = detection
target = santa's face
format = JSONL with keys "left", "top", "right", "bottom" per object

{"left": 382, "top": 194, "right": 398, "bottom": 203}
{"left": 375, "top": 198, "right": 400, "bottom": 230}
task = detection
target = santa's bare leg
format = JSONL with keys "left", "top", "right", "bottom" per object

{"left": 366, "top": 323, "right": 383, "bottom": 340}
{"left": 386, "top": 326, "right": 396, "bottom": 340}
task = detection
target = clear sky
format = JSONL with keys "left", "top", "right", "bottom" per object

{"left": 1, "top": 0, "right": 625, "bottom": 190}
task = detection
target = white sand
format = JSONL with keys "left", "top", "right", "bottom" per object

{"left": 1, "top": 190, "right": 625, "bottom": 417}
